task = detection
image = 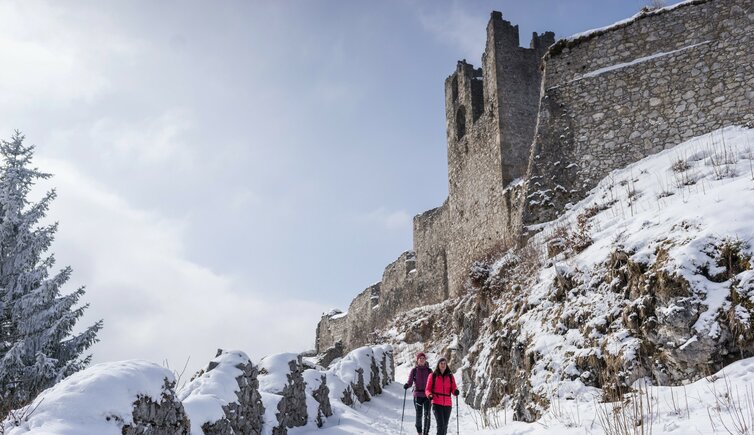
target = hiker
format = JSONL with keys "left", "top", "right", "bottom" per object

{"left": 425, "top": 358, "right": 459, "bottom": 435}
{"left": 404, "top": 352, "right": 432, "bottom": 435}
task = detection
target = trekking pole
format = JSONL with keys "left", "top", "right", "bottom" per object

{"left": 456, "top": 394, "right": 460, "bottom": 435}
{"left": 400, "top": 388, "right": 407, "bottom": 435}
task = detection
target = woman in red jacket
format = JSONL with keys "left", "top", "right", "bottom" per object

{"left": 424, "top": 358, "right": 459, "bottom": 435}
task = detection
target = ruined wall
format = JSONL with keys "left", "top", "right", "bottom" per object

{"left": 343, "top": 284, "right": 380, "bottom": 350}
{"left": 444, "top": 16, "right": 550, "bottom": 296}
{"left": 524, "top": 0, "right": 754, "bottom": 224}
{"left": 486, "top": 12, "right": 555, "bottom": 184}
{"left": 376, "top": 251, "right": 419, "bottom": 322}
{"left": 413, "top": 202, "right": 450, "bottom": 299}
{"left": 317, "top": 0, "right": 754, "bottom": 356}
{"left": 315, "top": 311, "right": 348, "bottom": 354}
{"left": 316, "top": 11, "right": 551, "bottom": 353}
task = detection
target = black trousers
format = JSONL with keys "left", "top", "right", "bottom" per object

{"left": 432, "top": 404, "right": 452, "bottom": 435}
{"left": 414, "top": 396, "right": 431, "bottom": 434}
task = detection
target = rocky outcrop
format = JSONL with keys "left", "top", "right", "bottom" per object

{"left": 381, "top": 128, "right": 754, "bottom": 421}
{"left": 303, "top": 371, "right": 332, "bottom": 428}
{"left": 178, "top": 349, "right": 265, "bottom": 435}
{"left": 317, "top": 341, "right": 344, "bottom": 367}
{"left": 324, "top": 345, "right": 394, "bottom": 406}
{"left": 258, "top": 353, "right": 308, "bottom": 434}
{"left": 123, "top": 379, "right": 191, "bottom": 435}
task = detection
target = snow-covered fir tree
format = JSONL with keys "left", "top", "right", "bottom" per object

{"left": 0, "top": 132, "right": 101, "bottom": 416}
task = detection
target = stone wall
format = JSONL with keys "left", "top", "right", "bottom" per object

{"left": 315, "top": 311, "right": 347, "bottom": 354}
{"left": 443, "top": 17, "right": 550, "bottom": 297}
{"left": 316, "top": 0, "right": 754, "bottom": 357}
{"left": 523, "top": 0, "right": 754, "bottom": 224}
{"left": 376, "top": 251, "right": 419, "bottom": 322}
{"left": 413, "top": 203, "right": 449, "bottom": 300}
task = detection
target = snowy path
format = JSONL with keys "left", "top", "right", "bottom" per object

{"left": 293, "top": 354, "right": 754, "bottom": 434}
{"left": 292, "top": 363, "right": 511, "bottom": 435}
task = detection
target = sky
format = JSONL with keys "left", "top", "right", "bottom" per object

{"left": 0, "top": 0, "right": 680, "bottom": 375}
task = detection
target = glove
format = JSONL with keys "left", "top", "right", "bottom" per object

{"left": 403, "top": 383, "right": 410, "bottom": 390}
{"left": 427, "top": 394, "right": 433, "bottom": 400}
{"left": 453, "top": 389, "right": 460, "bottom": 396}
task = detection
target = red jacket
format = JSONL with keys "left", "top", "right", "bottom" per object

{"left": 425, "top": 371, "right": 457, "bottom": 407}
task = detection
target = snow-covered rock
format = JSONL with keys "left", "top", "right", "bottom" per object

{"left": 2, "top": 346, "right": 396, "bottom": 435}
{"left": 2, "top": 360, "right": 189, "bottom": 435}
{"left": 178, "top": 349, "right": 264, "bottom": 435}
{"left": 302, "top": 369, "right": 332, "bottom": 428}
{"left": 258, "top": 353, "right": 308, "bottom": 434}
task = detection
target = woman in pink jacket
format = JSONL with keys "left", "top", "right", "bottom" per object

{"left": 424, "top": 358, "right": 459, "bottom": 435}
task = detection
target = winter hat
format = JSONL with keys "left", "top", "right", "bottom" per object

{"left": 416, "top": 352, "right": 426, "bottom": 360}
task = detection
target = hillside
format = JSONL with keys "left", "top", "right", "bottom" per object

{"left": 383, "top": 125, "right": 754, "bottom": 422}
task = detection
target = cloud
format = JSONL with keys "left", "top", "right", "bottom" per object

{"left": 87, "top": 109, "right": 195, "bottom": 166}
{"left": 0, "top": 1, "right": 138, "bottom": 107}
{"left": 37, "top": 157, "right": 328, "bottom": 374}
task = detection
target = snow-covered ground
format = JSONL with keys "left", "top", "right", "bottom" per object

{"left": 295, "top": 356, "right": 754, "bottom": 434}
{"left": 292, "top": 360, "right": 505, "bottom": 435}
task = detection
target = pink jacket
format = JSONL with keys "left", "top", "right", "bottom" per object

{"left": 425, "top": 372, "right": 457, "bottom": 407}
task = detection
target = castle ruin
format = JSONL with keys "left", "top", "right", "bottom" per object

{"left": 317, "top": 0, "right": 754, "bottom": 354}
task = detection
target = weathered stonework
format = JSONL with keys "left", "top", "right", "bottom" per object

{"left": 201, "top": 352, "right": 265, "bottom": 435}
{"left": 259, "top": 355, "right": 308, "bottom": 434}
{"left": 307, "top": 373, "right": 332, "bottom": 428}
{"left": 122, "top": 379, "right": 191, "bottom": 435}
{"left": 316, "top": 12, "right": 551, "bottom": 353}
{"left": 524, "top": 0, "right": 754, "bottom": 225}
{"left": 317, "top": 0, "right": 754, "bottom": 356}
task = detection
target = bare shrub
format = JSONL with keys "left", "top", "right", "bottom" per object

{"left": 717, "top": 237, "right": 751, "bottom": 279}
{"left": 596, "top": 383, "right": 656, "bottom": 435}
{"left": 569, "top": 207, "right": 598, "bottom": 253}
{"left": 707, "top": 133, "right": 739, "bottom": 180}
{"left": 2, "top": 398, "right": 45, "bottom": 432}
{"left": 540, "top": 393, "right": 589, "bottom": 430}
{"left": 163, "top": 356, "right": 192, "bottom": 391}
{"left": 671, "top": 158, "right": 691, "bottom": 173}
{"left": 706, "top": 371, "right": 754, "bottom": 435}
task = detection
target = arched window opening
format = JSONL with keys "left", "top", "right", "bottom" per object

{"left": 456, "top": 106, "right": 466, "bottom": 140}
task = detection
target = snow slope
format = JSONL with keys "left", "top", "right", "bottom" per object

{"left": 2, "top": 360, "right": 175, "bottom": 435}
{"left": 455, "top": 125, "right": 754, "bottom": 416}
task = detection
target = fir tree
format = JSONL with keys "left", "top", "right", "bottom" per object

{"left": 0, "top": 132, "right": 102, "bottom": 416}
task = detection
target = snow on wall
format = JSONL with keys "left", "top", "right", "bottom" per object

{"left": 178, "top": 350, "right": 253, "bottom": 435}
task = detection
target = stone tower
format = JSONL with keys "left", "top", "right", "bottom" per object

{"left": 439, "top": 11, "right": 553, "bottom": 296}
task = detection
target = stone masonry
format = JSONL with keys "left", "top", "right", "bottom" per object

{"left": 317, "top": 0, "right": 754, "bottom": 354}
{"left": 524, "top": 0, "right": 754, "bottom": 224}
